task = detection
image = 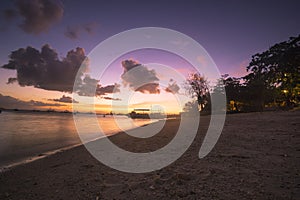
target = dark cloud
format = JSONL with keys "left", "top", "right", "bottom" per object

{"left": 83, "top": 22, "right": 98, "bottom": 34}
{"left": 122, "top": 59, "right": 140, "bottom": 72}
{"left": 64, "top": 22, "right": 98, "bottom": 40}
{"left": 15, "top": 0, "right": 63, "bottom": 34}
{"left": 76, "top": 75, "right": 120, "bottom": 97}
{"left": 76, "top": 75, "right": 99, "bottom": 97}
{"left": 135, "top": 83, "right": 160, "bottom": 94}
{"left": 7, "top": 77, "right": 18, "bottom": 84}
{"left": 0, "top": 93, "right": 63, "bottom": 109}
{"left": 96, "top": 83, "right": 120, "bottom": 96}
{"left": 102, "top": 97, "right": 121, "bottom": 101}
{"left": 2, "top": 44, "right": 121, "bottom": 97}
{"left": 121, "top": 59, "right": 160, "bottom": 94}
{"left": 3, "top": 9, "right": 17, "bottom": 21}
{"left": 165, "top": 80, "right": 180, "bottom": 94}
{"left": 64, "top": 26, "right": 80, "bottom": 39}
{"left": 49, "top": 95, "right": 78, "bottom": 103}
{"left": 1, "top": 44, "right": 89, "bottom": 93}
{"left": 29, "top": 100, "right": 62, "bottom": 107}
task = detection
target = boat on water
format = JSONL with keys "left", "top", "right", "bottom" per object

{"left": 129, "top": 111, "right": 150, "bottom": 119}
{"left": 129, "top": 109, "right": 150, "bottom": 119}
{"left": 129, "top": 108, "right": 165, "bottom": 119}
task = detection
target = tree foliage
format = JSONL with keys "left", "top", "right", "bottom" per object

{"left": 185, "top": 73, "right": 210, "bottom": 111}
{"left": 244, "top": 35, "right": 300, "bottom": 110}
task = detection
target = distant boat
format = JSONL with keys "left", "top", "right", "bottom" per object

{"left": 129, "top": 108, "right": 165, "bottom": 119}
{"left": 129, "top": 111, "right": 150, "bottom": 119}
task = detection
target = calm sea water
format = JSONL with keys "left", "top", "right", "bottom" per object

{"left": 0, "top": 111, "right": 154, "bottom": 169}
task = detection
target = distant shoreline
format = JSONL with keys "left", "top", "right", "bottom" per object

{"left": 0, "top": 108, "right": 113, "bottom": 115}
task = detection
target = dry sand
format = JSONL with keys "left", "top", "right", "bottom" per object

{"left": 0, "top": 111, "right": 299, "bottom": 199}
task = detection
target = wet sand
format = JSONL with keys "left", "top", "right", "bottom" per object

{"left": 0, "top": 111, "right": 299, "bottom": 199}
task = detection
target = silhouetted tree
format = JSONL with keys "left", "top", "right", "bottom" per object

{"left": 212, "top": 74, "right": 247, "bottom": 112}
{"left": 182, "top": 101, "right": 199, "bottom": 114}
{"left": 210, "top": 75, "right": 227, "bottom": 112}
{"left": 185, "top": 73, "right": 210, "bottom": 111}
{"left": 244, "top": 35, "right": 300, "bottom": 110}
{"left": 222, "top": 75, "right": 243, "bottom": 111}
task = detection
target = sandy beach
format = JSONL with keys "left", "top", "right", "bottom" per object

{"left": 0, "top": 111, "right": 299, "bottom": 199}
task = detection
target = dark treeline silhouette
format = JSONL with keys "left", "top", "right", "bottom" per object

{"left": 185, "top": 35, "right": 300, "bottom": 113}
{"left": 225, "top": 35, "right": 300, "bottom": 112}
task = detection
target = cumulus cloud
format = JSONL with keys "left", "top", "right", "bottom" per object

{"left": 2, "top": 0, "right": 64, "bottom": 34}
{"left": 65, "top": 22, "right": 98, "bottom": 40}
{"left": 1, "top": 44, "right": 122, "bottom": 97}
{"left": 165, "top": 80, "right": 180, "bottom": 94}
{"left": 96, "top": 83, "right": 120, "bottom": 96}
{"left": 76, "top": 75, "right": 120, "bottom": 97}
{"left": 121, "top": 59, "right": 160, "bottom": 94}
{"left": 135, "top": 83, "right": 160, "bottom": 94}
{"left": 1, "top": 44, "right": 89, "bottom": 93}
{"left": 49, "top": 95, "right": 78, "bottom": 103}
{"left": 76, "top": 75, "right": 99, "bottom": 96}
{"left": 0, "top": 93, "right": 63, "bottom": 109}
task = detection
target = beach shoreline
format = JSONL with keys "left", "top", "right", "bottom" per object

{"left": 0, "top": 117, "right": 161, "bottom": 173}
{"left": 0, "top": 111, "right": 299, "bottom": 199}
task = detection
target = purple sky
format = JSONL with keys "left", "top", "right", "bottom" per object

{"left": 0, "top": 0, "right": 299, "bottom": 112}
{"left": 1, "top": 0, "right": 299, "bottom": 77}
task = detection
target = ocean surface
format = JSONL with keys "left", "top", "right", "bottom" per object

{"left": 0, "top": 111, "right": 155, "bottom": 170}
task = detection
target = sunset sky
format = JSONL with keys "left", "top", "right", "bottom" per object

{"left": 0, "top": 0, "right": 299, "bottom": 113}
